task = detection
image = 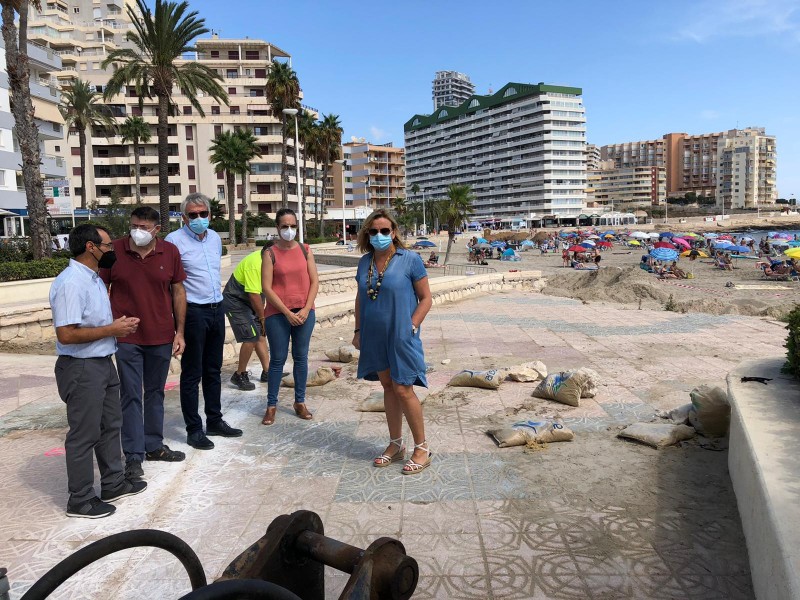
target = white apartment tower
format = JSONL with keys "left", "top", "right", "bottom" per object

{"left": 715, "top": 128, "right": 777, "bottom": 209}
{"left": 0, "top": 38, "right": 66, "bottom": 234}
{"left": 432, "top": 71, "right": 475, "bottom": 111}
{"left": 405, "top": 82, "right": 587, "bottom": 225}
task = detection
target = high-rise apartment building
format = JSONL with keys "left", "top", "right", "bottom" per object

{"left": 0, "top": 39, "right": 66, "bottom": 234}
{"left": 328, "top": 141, "right": 404, "bottom": 209}
{"left": 586, "top": 143, "right": 601, "bottom": 171}
{"left": 432, "top": 71, "right": 475, "bottom": 111}
{"left": 587, "top": 161, "right": 666, "bottom": 211}
{"left": 600, "top": 128, "right": 776, "bottom": 205}
{"left": 405, "top": 82, "right": 587, "bottom": 225}
{"left": 28, "top": 1, "right": 319, "bottom": 219}
{"left": 716, "top": 128, "right": 776, "bottom": 209}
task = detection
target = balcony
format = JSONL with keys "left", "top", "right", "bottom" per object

{"left": 41, "top": 154, "right": 66, "bottom": 177}
{"left": 30, "top": 80, "right": 60, "bottom": 102}
{"left": 27, "top": 41, "right": 62, "bottom": 70}
{"left": 35, "top": 119, "right": 64, "bottom": 140}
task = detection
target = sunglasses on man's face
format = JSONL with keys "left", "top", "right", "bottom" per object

{"left": 186, "top": 211, "right": 209, "bottom": 219}
{"left": 368, "top": 228, "right": 392, "bottom": 236}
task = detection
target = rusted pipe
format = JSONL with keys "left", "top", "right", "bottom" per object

{"left": 294, "top": 530, "right": 364, "bottom": 574}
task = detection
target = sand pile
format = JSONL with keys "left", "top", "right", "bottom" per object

{"left": 541, "top": 266, "right": 790, "bottom": 317}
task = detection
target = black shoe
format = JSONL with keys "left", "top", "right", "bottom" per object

{"left": 145, "top": 445, "right": 186, "bottom": 462}
{"left": 100, "top": 478, "right": 148, "bottom": 503}
{"left": 187, "top": 431, "right": 215, "bottom": 449}
{"left": 231, "top": 370, "right": 256, "bottom": 391}
{"left": 125, "top": 457, "right": 144, "bottom": 480}
{"left": 206, "top": 420, "right": 243, "bottom": 437}
{"left": 66, "top": 496, "right": 116, "bottom": 519}
{"left": 260, "top": 369, "right": 268, "bottom": 382}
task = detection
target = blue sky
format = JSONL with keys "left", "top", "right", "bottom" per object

{"left": 189, "top": 0, "right": 800, "bottom": 198}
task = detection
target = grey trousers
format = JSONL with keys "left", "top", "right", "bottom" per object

{"left": 54, "top": 355, "right": 125, "bottom": 506}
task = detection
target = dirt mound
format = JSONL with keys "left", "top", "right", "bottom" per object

{"left": 542, "top": 266, "right": 670, "bottom": 305}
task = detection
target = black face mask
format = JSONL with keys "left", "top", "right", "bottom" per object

{"left": 97, "top": 249, "right": 117, "bottom": 269}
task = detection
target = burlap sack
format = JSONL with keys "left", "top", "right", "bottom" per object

{"left": 532, "top": 371, "right": 590, "bottom": 407}
{"left": 324, "top": 345, "right": 360, "bottom": 363}
{"left": 281, "top": 366, "right": 337, "bottom": 388}
{"left": 447, "top": 369, "right": 502, "bottom": 390}
{"left": 688, "top": 385, "right": 730, "bottom": 438}
{"left": 489, "top": 420, "right": 574, "bottom": 448}
{"left": 618, "top": 423, "right": 696, "bottom": 449}
{"left": 505, "top": 361, "right": 548, "bottom": 383}
{"left": 357, "top": 391, "right": 385, "bottom": 412}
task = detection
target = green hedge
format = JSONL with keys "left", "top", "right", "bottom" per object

{"left": 0, "top": 258, "right": 70, "bottom": 282}
{"left": 784, "top": 305, "right": 800, "bottom": 378}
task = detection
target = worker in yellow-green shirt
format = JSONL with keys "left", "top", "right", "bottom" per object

{"left": 222, "top": 243, "right": 273, "bottom": 390}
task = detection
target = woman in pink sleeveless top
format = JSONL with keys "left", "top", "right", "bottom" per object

{"left": 260, "top": 208, "right": 319, "bottom": 425}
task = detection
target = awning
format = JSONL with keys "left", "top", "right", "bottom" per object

{"left": 32, "top": 98, "right": 64, "bottom": 124}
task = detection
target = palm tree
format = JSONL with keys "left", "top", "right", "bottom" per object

{"left": 120, "top": 115, "right": 151, "bottom": 204}
{"left": 209, "top": 131, "right": 241, "bottom": 244}
{"left": 265, "top": 61, "right": 300, "bottom": 208}
{"left": 289, "top": 109, "right": 316, "bottom": 228}
{"left": 316, "top": 114, "right": 343, "bottom": 237}
{"left": 1, "top": 0, "right": 51, "bottom": 257}
{"left": 59, "top": 79, "right": 117, "bottom": 209}
{"left": 234, "top": 128, "right": 261, "bottom": 245}
{"left": 439, "top": 184, "right": 474, "bottom": 265}
{"left": 306, "top": 121, "right": 324, "bottom": 235}
{"left": 102, "top": 0, "right": 228, "bottom": 232}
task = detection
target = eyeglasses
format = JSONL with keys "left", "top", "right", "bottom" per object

{"left": 186, "top": 211, "right": 209, "bottom": 219}
{"left": 94, "top": 241, "right": 113, "bottom": 250}
{"left": 368, "top": 228, "right": 392, "bottom": 236}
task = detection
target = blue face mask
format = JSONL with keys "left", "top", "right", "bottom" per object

{"left": 370, "top": 233, "right": 393, "bottom": 251}
{"left": 188, "top": 217, "right": 209, "bottom": 235}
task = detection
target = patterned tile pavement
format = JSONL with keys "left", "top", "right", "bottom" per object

{"left": 0, "top": 290, "right": 787, "bottom": 599}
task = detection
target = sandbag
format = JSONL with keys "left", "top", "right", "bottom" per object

{"left": 688, "top": 385, "right": 730, "bottom": 438}
{"left": 505, "top": 361, "right": 548, "bottom": 383}
{"left": 531, "top": 371, "right": 591, "bottom": 407}
{"left": 488, "top": 420, "right": 574, "bottom": 448}
{"left": 447, "top": 369, "right": 502, "bottom": 390}
{"left": 324, "top": 345, "right": 360, "bottom": 363}
{"left": 618, "top": 423, "right": 695, "bottom": 449}
{"left": 357, "top": 391, "right": 385, "bottom": 412}
{"left": 573, "top": 367, "right": 600, "bottom": 398}
{"left": 281, "top": 366, "right": 337, "bottom": 388}
{"left": 668, "top": 403, "right": 694, "bottom": 424}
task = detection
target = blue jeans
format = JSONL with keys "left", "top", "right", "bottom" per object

{"left": 116, "top": 342, "right": 172, "bottom": 461}
{"left": 265, "top": 310, "right": 315, "bottom": 406}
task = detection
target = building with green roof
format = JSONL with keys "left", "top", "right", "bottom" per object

{"left": 404, "top": 82, "right": 588, "bottom": 226}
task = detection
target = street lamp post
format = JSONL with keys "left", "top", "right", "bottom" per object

{"left": 421, "top": 188, "right": 427, "bottom": 235}
{"left": 282, "top": 108, "right": 303, "bottom": 243}
{"left": 335, "top": 158, "right": 346, "bottom": 241}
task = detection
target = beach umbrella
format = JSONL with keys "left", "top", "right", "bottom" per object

{"left": 414, "top": 240, "right": 436, "bottom": 248}
{"left": 672, "top": 238, "right": 691, "bottom": 249}
{"left": 728, "top": 245, "right": 751, "bottom": 253}
{"left": 476, "top": 242, "right": 491, "bottom": 249}
{"left": 654, "top": 241, "right": 676, "bottom": 249}
{"left": 628, "top": 240, "right": 642, "bottom": 246}
{"left": 682, "top": 233, "right": 701, "bottom": 239}
{"left": 647, "top": 232, "right": 660, "bottom": 239}
{"left": 784, "top": 248, "right": 800, "bottom": 258}
{"left": 476, "top": 237, "right": 488, "bottom": 243}
{"left": 630, "top": 231, "right": 649, "bottom": 239}
{"left": 659, "top": 232, "right": 675, "bottom": 238}
{"left": 713, "top": 240, "right": 734, "bottom": 247}
{"left": 580, "top": 240, "right": 596, "bottom": 246}
{"left": 587, "top": 234, "right": 600, "bottom": 239}
{"left": 602, "top": 230, "right": 615, "bottom": 236}
{"left": 681, "top": 249, "right": 709, "bottom": 258}
{"left": 741, "top": 236, "right": 754, "bottom": 242}
{"left": 490, "top": 240, "right": 506, "bottom": 248}
{"left": 704, "top": 233, "right": 719, "bottom": 238}
{"left": 521, "top": 240, "right": 535, "bottom": 247}
{"left": 771, "top": 232, "right": 792, "bottom": 239}
{"left": 787, "top": 241, "right": 800, "bottom": 247}
{"left": 604, "top": 234, "right": 615, "bottom": 239}
{"left": 597, "top": 241, "right": 613, "bottom": 248}
{"left": 717, "top": 234, "right": 733, "bottom": 241}
{"left": 567, "top": 245, "right": 585, "bottom": 252}
{"left": 650, "top": 248, "right": 679, "bottom": 262}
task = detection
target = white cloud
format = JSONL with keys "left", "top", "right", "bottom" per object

{"left": 700, "top": 109, "right": 721, "bottom": 119}
{"left": 369, "top": 126, "right": 386, "bottom": 142}
{"left": 674, "top": 0, "right": 800, "bottom": 43}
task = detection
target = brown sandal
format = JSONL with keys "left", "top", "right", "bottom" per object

{"left": 293, "top": 402, "right": 313, "bottom": 420}
{"left": 261, "top": 406, "right": 276, "bottom": 426}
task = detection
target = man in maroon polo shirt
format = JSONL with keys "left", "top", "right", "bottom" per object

{"left": 100, "top": 206, "right": 188, "bottom": 481}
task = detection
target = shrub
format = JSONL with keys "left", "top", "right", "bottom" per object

{"left": 663, "top": 294, "right": 678, "bottom": 312}
{"left": 0, "top": 258, "right": 70, "bottom": 282}
{"left": 221, "top": 245, "right": 228, "bottom": 256}
{"left": 783, "top": 305, "right": 800, "bottom": 378}
{"left": 305, "top": 236, "right": 338, "bottom": 245}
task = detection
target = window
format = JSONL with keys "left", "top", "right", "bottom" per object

{"left": 217, "top": 171, "right": 224, "bottom": 180}
{"left": 189, "top": 184, "right": 197, "bottom": 194}
{"left": 228, "top": 50, "right": 239, "bottom": 60}
{"left": 245, "top": 50, "right": 259, "bottom": 60}
{"left": 54, "top": 145, "right": 60, "bottom": 152}
{"left": 188, "top": 165, "right": 195, "bottom": 179}
{"left": 255, "top": 68, "right": 266, "bottom": 78}
{"left": 71, "top": 147, "right": 80, "bottom": 156}
{"left": 227, "top": 87, "right": 236, "bottom": 95}
{"left": 249, "top": 89, "right": 263, "bottom": 97}
{"left": 217, "top": 185, "right": 225, "bottom": 199}
{"left": 72, "top": 167, "right": 82, "bottom": 175}
{"left": 245, "top": 68, "right": 251, "bottom": 76}
{"left": 211, "top": 105, "right": 220, "bottom": 115}
{"left": 131, "top": 106, "right": 142, "bottom": 116}
{"left": 503, "top": 87, "right": 517, "bottom": 97}
{"left": 230, "top": 106, "right": 240, "bottom": 115}
{"left": 184, "top": 125, "right": 193, "bottom": 140}
{"left": 186, "top": 146, "right": 194, "bottom": 160}
{"left": 226, "top": 69, "right": 237, "bottom": 78}
{"left": 183, "top": 106, "right": 192, "bottom": 115}
{"left": 469, "top": 99, "right": 480, "bottom": 109}
{"left": 214, "top": 125, "right": 222, "bottom": 136}
{"left": 210, "top": 50, "right": 219, "bottom": 58}
{"left": 73, "top": 6, "right": 79, "bottom": 12}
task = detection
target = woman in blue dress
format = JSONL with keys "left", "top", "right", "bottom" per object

{"left": 352, "top": 210, "right": 433, "bottom": 474}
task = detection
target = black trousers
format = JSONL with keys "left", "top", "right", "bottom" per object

{"left": 180, "top": 303, "right": 225, "bottom": 434}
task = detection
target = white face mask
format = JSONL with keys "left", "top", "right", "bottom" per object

{"left": 279, "top": 227, "right": 297, "bottom": 242}
{"left": 130, "top": 228, "right": 154, "bottom": 247}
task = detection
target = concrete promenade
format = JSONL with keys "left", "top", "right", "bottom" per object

{"left": 0, "top": 289, "right": 787, "bottom": 599}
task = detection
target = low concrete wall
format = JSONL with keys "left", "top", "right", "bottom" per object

{"left": 0, "top": 279, "right": 56, "bottom": 306}
{"left": 0, "top": 270, "right": 543, "bottom": 374}
{"left": 727, "top": 358, "right": 800, "bottom": 600}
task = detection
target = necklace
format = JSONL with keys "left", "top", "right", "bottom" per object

{"left": 367, "top": 249, "right": 395, "bottom": 301}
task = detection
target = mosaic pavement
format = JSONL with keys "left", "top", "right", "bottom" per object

{"left": 0, "top": 290, "right": 787, "bottom": 599}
